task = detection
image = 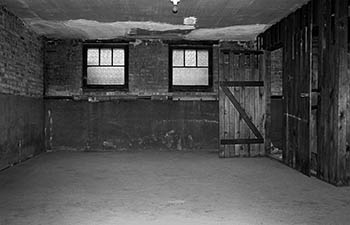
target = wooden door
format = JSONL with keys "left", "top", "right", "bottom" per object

{"left": 219, "top": 50, "right": 266, "bottom": 158}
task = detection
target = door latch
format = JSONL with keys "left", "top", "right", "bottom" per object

{"left": 300, "top": 93, "right": 310, "bottom": 98}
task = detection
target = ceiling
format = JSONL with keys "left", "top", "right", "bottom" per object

{"left": 1, "top": 0, "right": 309, "bottom": 40}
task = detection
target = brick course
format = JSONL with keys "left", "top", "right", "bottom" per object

{"left": 0, "top": 6, "right": 44, "bottom": 97}
{"left": 271, "top": 48, "right": 283, "bottom": 96}
{"left": 44, "top": 39, "right": 220, "bottom": 99}
{"left": 0, "top": 6, "right": 44, "bottom": 169}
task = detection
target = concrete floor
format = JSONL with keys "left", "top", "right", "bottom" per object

{"left": 1, "top": 151, "right": 350, "bottom": 225}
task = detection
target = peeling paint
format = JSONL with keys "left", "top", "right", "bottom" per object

{"left": 2, "top": 0, "right": 310, "bottom": 29}
{"left": 26, "top": 19, "right": 195, "bottom": 40}
{"left": 185, "top": 24, "right": 268, "bottom": 41}
{"left": 25, "top": 18, "right": 268, "bottom": 41}
{"left": 132, "top": 39, "right": 143, "bottom": 47}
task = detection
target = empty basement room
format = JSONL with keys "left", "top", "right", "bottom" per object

{"left": 1, "top": 0, "right": 350, "bottom": 224}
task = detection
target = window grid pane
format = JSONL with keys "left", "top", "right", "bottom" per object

{"left": 173, "top": 50, "right": 184, "bottom": 66}
{"left": 87, "top": 49, "right": 99, "bottom": 65}
{"left": 100, "top": 49, "right": 112, "bottom": 66}
{"left": 113, "top": 49, "right": 125, "bottom": 66}
{"left": 185, "top": 50, "right": 197, "bottom": 67}
{"left": 171, "top": 48, "right": 210, "bottom": 87}
{"left": 86, "top": 47, "right": 126, "bottom": 86}
{"left": 197, "top": 50, "right": 209, "bottom": 67}
{"left": 173, "top": 68, "right": 209, "bottom": 86}
{"left": 87, "top": 67, "right": 125, "bottom": 85}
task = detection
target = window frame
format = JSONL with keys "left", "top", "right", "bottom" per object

{"left": 83, "top": 43, "right": 129, "bottom": 90}
{"left": 169, "top": 45, "right": 213, "bottom": 92}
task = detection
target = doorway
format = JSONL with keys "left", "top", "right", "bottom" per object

{"left": 269, "top": 48, "right": 283, "bottom": 161}
{"left": 219, "top": 49, "right": 266, "bottom": 158}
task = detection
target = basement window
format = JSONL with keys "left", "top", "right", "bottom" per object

{"left": 169, "top": 46, "right": 213, "bottom": 92}
{"left": 83, "top": 44, "right": 128, "bottom": 90}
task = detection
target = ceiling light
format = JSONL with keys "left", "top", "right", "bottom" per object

{"left": 170, "top": 0, "right": 180, "bottom": 14}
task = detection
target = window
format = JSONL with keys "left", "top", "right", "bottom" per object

{"left": 83, "top": 44, "right": 128, "bottom": 89}
{"left": 169, "top": 46, "right": 213, "bottom": 92}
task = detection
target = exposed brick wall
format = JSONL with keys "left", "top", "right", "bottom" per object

{"left": 271, "top": 48, "right": 283, "bottom": 96}
{"left": 129, "top": 40, "right": 169, "bottom": 95}
{"left": 0, "top": 6, "right": 44, "bottom": 97}
{"left": 43, "top": 39, "right": 257, "bottom": 151}
{"left": 0, "top": 6, "right": 44, "bottom": 169}
{"left": 44, "top": 39, "right": 219, "bottom": 99}
{"left": 45, "top": 40, "right": 83, "bottom": 96}
{"left": 269, "top": 48, "right": 283, "bottom": 149}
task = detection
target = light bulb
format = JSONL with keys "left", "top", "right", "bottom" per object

{"left": 172, "top": 5, "right": 178, "bottom": 14}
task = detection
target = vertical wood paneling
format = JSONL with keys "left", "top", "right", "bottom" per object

{"left": 260, "top": 0, "right": 350, "bottom": 185}
{"left": 219, "top": 52, "right": 227, "bottom": 158}
{"left": 263, "top": 52, "right": 272, "bottom": 156}
{"left": 310, "top": 0, "right": 319, "bottom": 173}
{"left": 335, "top": 0, "right": 349, "bottom": 185}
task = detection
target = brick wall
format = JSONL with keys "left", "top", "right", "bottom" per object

{"left": 129, "top": 40, "right": 169, "bottom": 95}
{"left": 43, "top": 39, "right": 261, "bottom": 151}
{"left": 0, "top": 6, "right": 44, "bottom": 169}
{"left": 0, "top": 6, "right": 44, "bottom": 97}
{"left": 271, "top": 48, "right": 283, "bottom": 96}
{"left": 44, "top": 39, "right": 219, "bottom": 99}
{"left": 44, "top": 38, "right": 222, "bottom": 151}
{"left": 270, "top": 48, "right": 283, "bottom": 149}
{"left": 45, "top": 40, "right": 83, "bottom": 96}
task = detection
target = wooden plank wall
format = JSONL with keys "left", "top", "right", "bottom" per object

{"left": 264, "top": 51, "right": 272, "bottom": 155}
{"left": 310, "top": 0, "right": 319, "bottom": 173}
{"left": 258, "top": 0, "right": 350, "bottom": 186}
{"left": 333, "top": 0, "right": 350, "bottom": 186}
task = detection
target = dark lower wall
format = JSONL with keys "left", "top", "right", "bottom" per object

{"left": 45, "top": 99, "right": 218, "bottom": 151}
{"left": 270, "top": 98, "right": 283, "bottom": 149}
{"left": 0, "top": 94, "right": 44, "bottom": 170}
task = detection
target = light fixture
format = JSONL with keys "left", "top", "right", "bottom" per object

{"left": 184, "top": 16, "right": 197, "bottom": 26}
{"left": 170, "top": 0, "right": 180, "bottom": 14}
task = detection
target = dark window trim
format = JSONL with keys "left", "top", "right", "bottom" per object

{"left": 164, "top": 40, "right": 219, "bottom": 45}
{"left": 169, "top": 45, "right": 213, "bottom": 92}
{"left": 83, "top": 43, "right": 129, "bottom": 91}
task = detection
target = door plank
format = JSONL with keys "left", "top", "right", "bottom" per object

{"left": 221, "top": 86, "right": 264, "bottom": 140}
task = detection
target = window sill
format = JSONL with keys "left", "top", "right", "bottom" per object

{"left": 82, "top": 86, "right": 129, "bottom": 92}
{"left": 169, "top": 86, "right": 214, "bottom": 93}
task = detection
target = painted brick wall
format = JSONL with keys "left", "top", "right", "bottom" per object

{"left": 0, "top": 95, "right": 44, "bottom": 170}
{"left": 0, "top": 6, "right": 44, "bottom": 169}
{"left": 45, "top": 99, "right": 218, "bottom": 151}
{"left": 0, "top": 6, "right": 44, "bottom": 97}
{"left": 44, "top": 39, "right": 219, "bottom": 99}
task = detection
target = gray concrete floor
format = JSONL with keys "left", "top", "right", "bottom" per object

{"left": 1, "top": 151, "right": 350, "bottom": 225}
